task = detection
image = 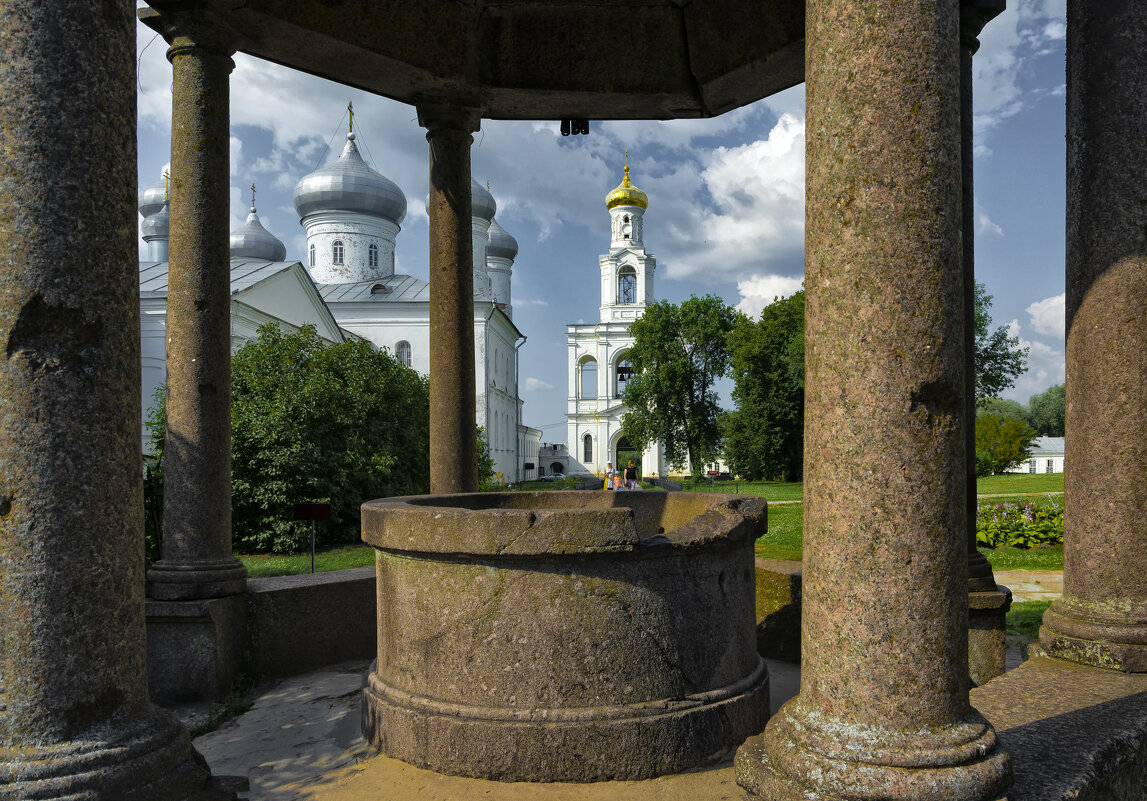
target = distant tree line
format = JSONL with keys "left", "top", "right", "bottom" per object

{"left": 619, "top": 281, "right": 1038, "bottom": 481}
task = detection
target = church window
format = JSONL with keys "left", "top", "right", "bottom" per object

{"left": 583, "top": 433, "right": 593, "bottom": 463}
{"left": 369, "top": 243, "right": 378, "bottom": 268}
{"left": 332, "top": 240, "right": 344, "bottom": 264}
{"left": 618, "top": 267, "right": 637, "bottom": 304}
{"left": 309, "top": 243, "right": 315, "bottom": 267}
{"left": 615, "top": 357, "right": 634, "bottom": 398}
{"left": 578, "top": 357, "right": 597, "bottom": 400}
{"left": 396, "top": 340, "right": 412, "bottom": 367}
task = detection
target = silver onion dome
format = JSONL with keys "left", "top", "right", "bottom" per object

{"left": 230, "top": 208, "right": 287, "bottom": 261}
{"left": 471, "top": 179, "right": 496, "bottom": 222}
{"left": 139, "top": 172, "right": 168, "bottom": 219}
{"left": 141, "top": 204, "right": 170, "bottom": 240}
{"left": 486, "top": 218, "right": 518, "bottom": 261}
{"left": 293, "top": 132, "right": 407, "bottom": 224}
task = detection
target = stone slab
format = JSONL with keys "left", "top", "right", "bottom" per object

{"left": 148, "top": 594, "right": 247, "bottom": 704}
{"left": 973, "top": 654, "right": 1147, "bottom": 800}
{"left": 245, "top": 567, "right": 376, "bottom": 680}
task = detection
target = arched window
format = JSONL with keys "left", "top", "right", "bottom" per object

{"left": 396, "top": 340, "right": 412, "bottom": 367}
{"left": 578, "top": 357, "right": 597, "bottom": 400}
{"left": 309, "top": 243, "right": 315, "bottom": 267}
{"left": 332, "top": 240, "right": 344, "bottom": 264}
{"left": 618, "top": 266, "right": 637, "bottom": 304}
{"left": 583, "top": 433, "right": 593, "bottom": 463}
{"left": 368, "top": 243, "right": 378, "bottom": 268}
{"left": 615, "top": 357, "right": 634, "bottom": 398}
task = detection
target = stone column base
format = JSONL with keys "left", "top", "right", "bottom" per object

{"left": 0, "top": 708, "right": 236, "bottom": 800}
{"left": 146, "top": 594, "right": 247, "bottom": 704}
{"left": 363, "top": 658, "right": 770, "bottom": 782}
{"left": 1040, "top": 599, "right": 1147, "bottom": 672}
{"left": 969, "top": 584, "right": 1012, "bottom": 686}
{"left": 735, "top": 700, "right": 1012, "bottom": 800}
{"left": 147, "top": 559, "right": 248, "bottom": 601}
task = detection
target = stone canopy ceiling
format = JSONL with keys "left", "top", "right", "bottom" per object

{"left": 140, "top": 0, "right": 805, "bottom": 120}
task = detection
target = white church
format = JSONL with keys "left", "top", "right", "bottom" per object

{"left": 138, "top": 125, "right": 540, "bottom": 483}
{"left": 565, "top": 164, "right": 667, "bottom": 478}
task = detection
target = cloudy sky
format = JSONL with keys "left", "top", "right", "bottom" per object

{"left": 136, "top": 0, "right": 1067, "bottom": 442}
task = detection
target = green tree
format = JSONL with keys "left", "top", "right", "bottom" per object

{"left": 476, "top": 426, "right": 497, "bottom": 489}
{"left": 723, "top": 290, "right": 805, "bottom": 481}
{"left": 976, "top": 396, "right": 1030, "bottom": 424}
{"left": 620, "top": 295, "right": 736, "bottom": 478}
{"left": 975, "top": 281, "right": 1029, "bottom": 401}
{"left": 1027, "top": 383, "right": 1065, "bottom": 436}
{"left": 148, "top": 324, "right": 430, "bottom": 553}
{"left": 975, "top": 413, "right": 1038, "bottom": 476}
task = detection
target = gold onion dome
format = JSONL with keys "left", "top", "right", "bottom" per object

{"left": 605, "top": 164, "right": 648, "bottom": 211}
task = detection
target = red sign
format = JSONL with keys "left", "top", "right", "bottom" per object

{"left": 293, "top": 503, "right": 332, "bottom": 521}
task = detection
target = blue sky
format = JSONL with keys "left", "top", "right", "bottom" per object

{"left": 136, "top": 0, "right": 1067, "bottom": 443}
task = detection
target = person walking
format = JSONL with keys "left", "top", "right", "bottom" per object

{"left": 604, "top": 462, "right": 616, "bottom": 490}
{"left": 625, "top": 460, "right": 638, "bottom": 490}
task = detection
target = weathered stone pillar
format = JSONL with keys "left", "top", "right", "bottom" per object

{"left": 1040, "top": 0, "right": 1147, "bottom": 672}
{"left": 144, "top": 10, "right": 246, "bottom": 601}
{"left": 961, "top": 0, "right": 1011, "bottom": 687}
{"left": 735, "top": 0, "right": 1012, "bottom": 797}
{"left": 418, "top": 105, "right": 480, "bottom": 494}
{"left": 138, "top": 7, "right": 247, "bottom": 704}
{"left": 0, "top": 1, "right": 227, "bottom": 797}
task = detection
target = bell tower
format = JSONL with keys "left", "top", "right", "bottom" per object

{"left": 600, "top": 160, "right": 655, "bottom": 322}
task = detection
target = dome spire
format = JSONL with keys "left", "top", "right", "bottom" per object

{"left": 605, "top": 156, "right": 648, "bottom": 211}
{"left": 348, "top": 100, "right": 354, "bottom": 134}
{"left": 231, "top": 181, "right": 287, "bottom": 261}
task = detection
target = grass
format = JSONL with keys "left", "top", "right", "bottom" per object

{"left": 1006, "top": 600, "right": 1053, "bottom": 639}
{"left": 976, "top": 472, "right": 1063, "bottom": 496}
{"left": 239, "top": 544, "right": 375, "bottom": 579}
{"left": 238, "top": 474, "right": 1066, "bottom": 577}
{"left": 682, "top": 480, "right": 804, "bottom": 502}
{"left": 982, "top": 545, "right": 1064, "bottom": 571}
{"left": 753, "top": 503, "right": 803, "bottom": 561}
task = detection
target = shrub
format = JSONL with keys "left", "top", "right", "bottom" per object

{"left": 148, "top": 324, "right": 430, "bottom": 553}
{"left": 976, "top": 497, "right": 1063, "bottom": 549}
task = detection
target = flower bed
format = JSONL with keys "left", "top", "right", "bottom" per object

{"left": 976, "top": 497, "right": 1063, "bottom": 549}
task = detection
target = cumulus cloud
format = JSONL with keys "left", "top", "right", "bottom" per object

{"left": 653, "top": 113, "right": 805, "bottom": 283}
{"left": 1026, "top": 293, "right": 1065, "bottom": 338}
{"left": 975, "top": 198, "right": 1004, "bottom": 237}
{"left": 1001, "top": 318, "right": 1065, "bottom": 402}
{"left": 525, "top": 377, "right": 554, "bottom": 391}
{"left": 972, "top": 0, "right": 1067, "bottom": 154}
{"left": 735, "top": 274, "right": 804, "bottom": 318}
{"left": 514, "top": 298, "right": 550, "bottom": 308}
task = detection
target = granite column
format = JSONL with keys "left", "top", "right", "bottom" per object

{"left": 1039, "top": 0, "right": 1147, "bottom": 671}
{"left": 0, "top": 1, "right": 227, "bottom": 796}
{"left": 145, "top": 13, "right": 246, "bottom": 601}
{"left": 735, "top": 0, "right": 1012, "bottom": 797}
{"left": 961, "top": 0, "right": 1012, "bottom": 687}
{"left": 419, "top": 106, "right": 480, "bottom": 494}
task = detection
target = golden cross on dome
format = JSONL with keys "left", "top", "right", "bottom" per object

{"left": 250, "top": 182, "right": 257, "bottom": 209}
{"left": 162, "top": 169, "right": 170, "bottom": 202}
{"left": 348, "top": 101, "right": 354, "bottom": 133}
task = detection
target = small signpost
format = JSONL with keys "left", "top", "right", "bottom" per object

{"left": 293, "top": 503, "right": 332, "bottom": 574}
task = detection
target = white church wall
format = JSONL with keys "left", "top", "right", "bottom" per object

{"left": 303, "top": 211, "right": 399, "bottom": 284}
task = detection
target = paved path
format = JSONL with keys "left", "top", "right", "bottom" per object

{"left": 191, "top": 659, "right": 799, "bottom": 801}
{"left": 995, "top": 569, "right": 1063, "bottom": 603}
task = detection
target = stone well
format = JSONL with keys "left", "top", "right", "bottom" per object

{"left": 360, "top": 491, "right": 769, "bottom": 782}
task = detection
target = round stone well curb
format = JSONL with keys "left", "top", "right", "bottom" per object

{"left": 360, "top": 490, "right": 770, "bottom": 782}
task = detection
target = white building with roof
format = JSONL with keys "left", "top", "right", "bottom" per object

{"left": 137, "top": 124, "right": 538, "bottom": 482}
{"left": 1007, "top": 436, "right": 1066, "bottom": 475}
{"left": 565, "top": 165, "right": 666, "bottom": 478}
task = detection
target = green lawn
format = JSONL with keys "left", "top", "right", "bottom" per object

{"left": 239, "top": 545, "right": 375, "bottom": 578}
{"left": 683, "top": 480, "right": 803, "bottom": 502}
{"left": 982, "top": 545, "right": 1064, "bottom": 571}
{"left": 1007, "top": 600, "right": 1053, "bottom": 639}
{"left": 753, "top": 503, "right": 803, "bottom": 561}
{"left": 976, "top": 472, "right": 1063, "bottom": 496}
